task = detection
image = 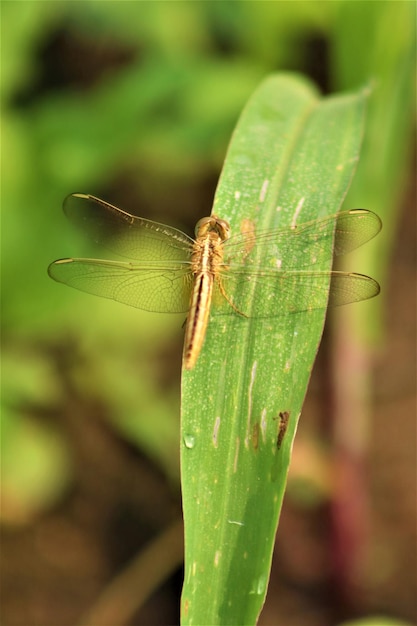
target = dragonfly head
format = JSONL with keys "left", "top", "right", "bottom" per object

{"left": 195, "top": 215, "right": 231, "bottom": 242}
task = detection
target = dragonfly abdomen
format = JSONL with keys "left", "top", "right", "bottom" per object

{"left": 183, "top": 272, "right": 214, "bottom": 369}
{"left": 183, "top": 220, "right": 228, "bottom": 369}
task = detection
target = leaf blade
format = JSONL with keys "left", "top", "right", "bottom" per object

{"left": 180, "top": 74, "right": 369, "bottom": 625}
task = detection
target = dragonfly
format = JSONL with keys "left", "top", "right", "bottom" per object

{"left": 48, "top": 193, "right": 382, "bottom": 369}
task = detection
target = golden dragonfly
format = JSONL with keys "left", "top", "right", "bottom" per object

{"left": 48, "top": 193, "right": 381, "bottom": 369}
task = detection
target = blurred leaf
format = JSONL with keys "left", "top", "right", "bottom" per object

{"left": 0, "top": 1, "right": 61, "bottom": 101}
{"left": 1, "top": 349, "right": 70, "bottom": 521}
{"left": 1, "top": 409, "right": 71, "bottom": 522}
{"left": 339, "top": 618, "right": 414, "bottom": 626}
{"left": 331, "top": 0, "right": 416, "bottom": 342}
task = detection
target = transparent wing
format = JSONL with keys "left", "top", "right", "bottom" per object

{"left": 48, "top": 257, "right": 193, "bottom": 313}
{"left": 52, "top": 198, "right": 381, "bottom": 317}
{"left": 63, "top": 193, "right": 194, "bottom": 261}
{"left": 214, "top": 269, "right": 380, "bottom": 318}
{"left": 222, "top": 209, "right": 382, "bottom": 271}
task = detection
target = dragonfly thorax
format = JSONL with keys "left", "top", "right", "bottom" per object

{"left": 191, "top": 228, "right": 226, "bottom": 277}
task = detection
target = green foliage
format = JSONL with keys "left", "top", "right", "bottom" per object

{"left": 339, "top": 619, "right": 414, "bottom": 626}
{"left": 330, "top": 0, "right": 415, "bottom": 342}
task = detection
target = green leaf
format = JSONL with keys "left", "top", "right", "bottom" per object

{"left": 181, "top": 73, "right": 367, "bottom": 624}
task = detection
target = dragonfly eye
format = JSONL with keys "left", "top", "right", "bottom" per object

{"left": 215, "top": 218, "right": 231, "bottom": 241}
{"left": 195, "top": 217, "right": 213, "bottom": 236}
{"left": 195, "top": 216, "right": 231, "bottom": 241}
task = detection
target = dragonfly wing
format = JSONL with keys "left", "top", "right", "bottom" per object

{"left": 327, "top": 271, "right": 380, "bottom": 306}
{"left": 332, "top": 209, "right": 382, "bottom": 255}
{"left": 48, "top": 258, "right": 193, "bottom": 313}
{"left": 215, "top": 269, "right": 380, "bottom": 318}
{"left": 63, "top": 193, "right": 194, "bottom": 262}
{"left": 222, "top": 210, "right": 382, "bottom": 270}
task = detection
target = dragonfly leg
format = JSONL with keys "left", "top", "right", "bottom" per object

{"left": 217, "top": 276, "right": 248, "bottom": 318}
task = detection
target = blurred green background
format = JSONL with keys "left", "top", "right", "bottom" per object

{"left": 1, "top": 2, "right": 415, "bottom": 625}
